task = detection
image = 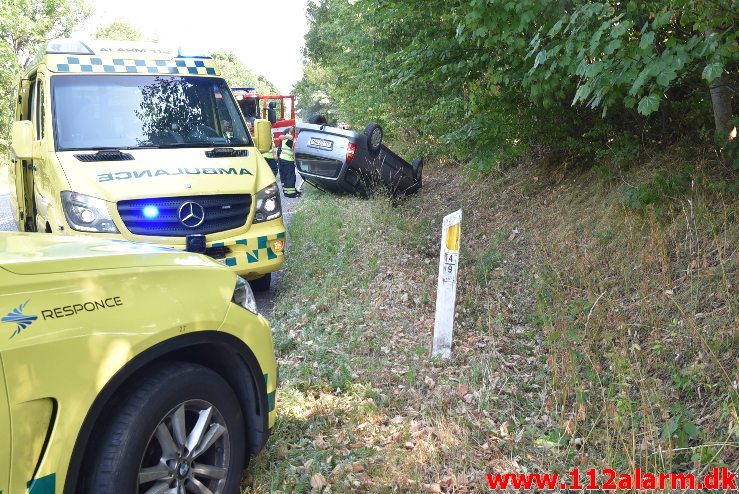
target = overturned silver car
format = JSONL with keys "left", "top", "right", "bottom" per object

{"left": 294, "top": 122, "right": 423, "bottom": 197}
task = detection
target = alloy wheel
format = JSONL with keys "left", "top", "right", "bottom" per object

{"left": 138, "top": 399, "right": 231, "bottom": 494}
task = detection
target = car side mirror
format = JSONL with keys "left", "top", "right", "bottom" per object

{"left": 10, "top": 120, "right": 34, "bottom": 160}
{"left": 253, "top": 119, "right": 273, "bottom": 153}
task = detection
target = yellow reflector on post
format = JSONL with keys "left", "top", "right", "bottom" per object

{"left": 446, "top": 223, "right": 460, "bottom": 252}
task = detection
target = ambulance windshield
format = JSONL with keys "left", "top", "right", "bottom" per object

{"left": 52, "top": 75, "right": 253, "bottom": 151}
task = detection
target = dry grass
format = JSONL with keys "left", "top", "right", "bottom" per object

{"left": 242, "top": 145, "right": 737, "bottom": 493}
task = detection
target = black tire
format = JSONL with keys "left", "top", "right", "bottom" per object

{"left": 249, "top": 272, "right": 272, "bottom": 292}
{"left": 86, "top": 363, "right": 246, "bottom": 494}
{"left": 308, "top": 114, "right": 327, "bottom": 125}
{"left": 23, "top": 198, "right": 37, "bottom": 232}
{"left": 363, "top": 123, "right": 383, "bottom": 154}
{"left": 22, "top": 214, "right": 34, "bottom": 232}
{"left": 411, "top": 158, "right": 423, "bottom": 186}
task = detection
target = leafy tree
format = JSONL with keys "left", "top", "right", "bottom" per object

{"left": 211, "top": 51, "right": 277, "bottom": 95}
{"left": 294, "top": 61, "right": 340, "bottom": 124}
{"left": 95, "top": 20, "right": 143, "bottom": 41}
{"left": 0, "top": 0, "right": 88, "bottom": 65}
{"left": 515, "top": 1, "right": 737, "bottom": 141}
{"left": 298, "top": 0, "right": 737, "bottom": 169}
{"left": 0, "top": 0, "right": 89, "bottom": 149}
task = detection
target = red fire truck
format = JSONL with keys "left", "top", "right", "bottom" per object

{"left": 232, "top": 87, "right": 296, "bottom": 146}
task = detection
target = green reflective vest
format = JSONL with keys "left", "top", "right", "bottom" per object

{"left": 280, "top": 140, "right": 295, "bottom": 162}
{"left": 262, "top": 148, "right": 274, "bottom": 160}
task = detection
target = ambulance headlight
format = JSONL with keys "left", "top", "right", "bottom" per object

{"left": 232, "top": 276, "right": 258, "bottom": 314}
{"left": 254, "top": 183, "right": 282, "bottom": 223}
{"left": 61, "top": 191, "right": 119, "bottom": 233}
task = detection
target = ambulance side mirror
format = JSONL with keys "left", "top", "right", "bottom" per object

{"left": 253, "top": 119, "right": 273, "bottom": 153}
{"left": 10, "top": 120, "right": 34, "bottom": 160}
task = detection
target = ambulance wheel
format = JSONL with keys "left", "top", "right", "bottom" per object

{"left": 86, "top": 363, "right": 246, "bottom": 494}
{"left": 364, "top": 123, "right": 383, "bottom": 154}
{"left": 22, "top": 215, "right": 34, "bottom": 232}
{"left": 22, "top": 199, "right": 37, "bottom": 232}
{"left": 249, "top": 273, "right": 272, "bottom": 292}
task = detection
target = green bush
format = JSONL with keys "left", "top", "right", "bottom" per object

{"left": 297, "top": 0, "right": 737, "bottom": 171}
{"left": 618, "top": 169, "right": 694, "bottom": 212}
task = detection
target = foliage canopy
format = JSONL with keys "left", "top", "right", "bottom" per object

{"left": 295, "top": 0, "right": 737, "bottom": 169}
{"left": 0, "top": 0, "right": 88, "bottom": 149}
{"left": 212, "top": 51, "right": 278, "bottom": 95}
{"left": 95, "top": 20, "right": 144, "bottom": 41}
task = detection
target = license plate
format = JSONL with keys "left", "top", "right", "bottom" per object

{"left": 308, "top": 137, "right": 333, "bottom": 151}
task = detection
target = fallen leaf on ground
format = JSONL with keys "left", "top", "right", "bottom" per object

{"left": 311, "top": 472, "right": 327, "bottom": 489}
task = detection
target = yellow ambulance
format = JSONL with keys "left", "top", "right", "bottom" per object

{"left": 7, "top": 39, "right": 286, "bottom": 290}
{"left": 0, "top": 231, "right": 277, "bottom": 493}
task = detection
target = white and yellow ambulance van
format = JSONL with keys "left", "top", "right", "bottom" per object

{"left": 7, "top": 39, "right": 285, "bottom": 290}
{"left": 0, "top": 231, "right": 277, "bottom": 493}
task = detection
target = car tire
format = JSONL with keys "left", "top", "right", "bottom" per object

{"left": 86, "top": 363, "right": 246, "bottom": 494}
{"left": 411, "top": 158, "right": 423, "bottom": 186}
{"left": 308, "top": 114, "right": 327, "bottom": 125}
{"left": 249, "top": 272, "right": 272, "bottom": 292}
{"left": 363, "top": 123, "right": 383, "bottom": 154}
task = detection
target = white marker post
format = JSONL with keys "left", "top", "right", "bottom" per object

{"left": 432, "top": 210, "right": 462, "bottom": 359}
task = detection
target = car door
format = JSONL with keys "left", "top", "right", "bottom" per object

{"left": 0, "top": 355, "right": 10, "bottom": 494}
{"left": 0, "top": 270, "right": 13, "bottom": 493}
{"left": 13, "top": 76, "right": 36, "bottom": 231}
{"left": 30, "top": 75, "right": 50, "bottom": 232}
{"left": 14, "top": 73, "right": 52, "bottom": 233}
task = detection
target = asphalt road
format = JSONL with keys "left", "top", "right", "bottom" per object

{"left": 252, "top": 188, "right": 301, "bottom": 312}
{"left": 0, "top": 191, "right": 17, "bottom": 232}
{"left": 0, "top": 184, "right": 302, "bottom": 315}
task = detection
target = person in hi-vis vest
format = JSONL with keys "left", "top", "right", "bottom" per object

{"left": 277, "top": 126, "right": 299, "bottom": 198}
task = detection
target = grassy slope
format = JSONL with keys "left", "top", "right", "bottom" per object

{"left": 242, "top": 148, "right": 737, "bottom": 493}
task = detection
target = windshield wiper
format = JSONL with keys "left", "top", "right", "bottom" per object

{"left": 140, "top": 143, "right": 215, "bottom": 149}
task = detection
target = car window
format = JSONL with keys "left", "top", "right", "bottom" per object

{"left": 35, "top": 79, "right": 45, "bottom": 140}
{"left": 27, "top": 77, "right": 36, "bottom": 123}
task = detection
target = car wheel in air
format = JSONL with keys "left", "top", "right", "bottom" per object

{"left": 363, "top": 123, "right": 383, "bottom": 154}
{"left": 249, "top": 272, "right": 272, "bottom": 292}
{"left": 86, "top": 363, "right": 246, "bottom": 494}
{"left": 308, "top": 114, "right": 327, "bottom": 125}
{"left": 411, "top": 158, "right": 423, "bottom": 187}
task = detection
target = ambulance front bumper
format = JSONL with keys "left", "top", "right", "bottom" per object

{"left": 203, "top": 227, "right": 286, "bottom": 279}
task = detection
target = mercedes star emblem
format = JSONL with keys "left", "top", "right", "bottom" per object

{"left": 178, "top": 201, "right": 206, "bottom": 228}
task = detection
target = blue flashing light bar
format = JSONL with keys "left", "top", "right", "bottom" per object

{"left": 46, "top": 39, "right": 94, "bottom": 55}
{"left": 177, "top": 45, "right": 213, "bottom": 59}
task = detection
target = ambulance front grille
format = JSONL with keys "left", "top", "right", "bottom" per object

{"left": 117, "top": 194, "right": 252, "bottom": 237}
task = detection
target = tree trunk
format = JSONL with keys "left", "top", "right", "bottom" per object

{"left": 706, "top": 27, "right": 735, "bottom": 151}
{"left": 708, "top": 71, "right": 733, "bottom": 143}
